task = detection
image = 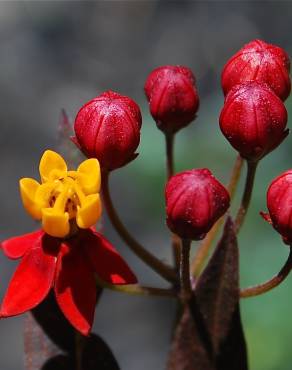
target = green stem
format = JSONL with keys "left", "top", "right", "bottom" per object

{"left": 191, "top": 155, "right": 244, "bottom": 277}
{"left": 101, "top": 171, "right": 177, "bottom": 283}
{"left": 234, "top": 160, "right": 258, "bottom": 233}
{"left": 240, "top": 247, "right": 292, "bottom": 298}
{"left": 96, "top": 277, "right": 177, "bottom": 298}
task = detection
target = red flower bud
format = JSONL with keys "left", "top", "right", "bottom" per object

{"left": 222, "top": 39, "right": 291, "bottom": 101}
{"left": 144, "top": 65, "right": 199, "bottom": 133}
{"left": 265, "top": 170, "right": 292, "bottom": 245}
{"left": 165, "top": 169, "right": 230, "bottom": 240}
{"left": 73, "top": 91, "right": 142, "bottom": 171}
{"left": 219, "top": 81, "right": 288, "bottom": 161}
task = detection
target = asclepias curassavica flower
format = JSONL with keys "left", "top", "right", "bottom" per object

{"left": 1, "top": 39, "right": 292, "bottom": 369}
{"left": 0, "top": 150, "right": 137, "bottom": 335}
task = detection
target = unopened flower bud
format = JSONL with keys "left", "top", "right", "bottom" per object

{"left": 264, "top": 170, "right": 292, "bottom": 244}
{"left": 222, "top": 39, "right": 291, "bottom": 101}
{"left": 73, "top": 91, "right": 142, "bottom": 171}
{"left": 144, "top": 65, "right": 199, "bottom": 134}
{"left": 165, "top": 169, "right": 230, "bottom": 240}
{"left": 219, "top": 81, "right": 288, "bottom": 162}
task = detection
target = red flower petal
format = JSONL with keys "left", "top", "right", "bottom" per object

{"left": 54, "top": 242, "right": 97, "bottom": 336}
{"left": 1, "top": 229, "right": 44, "bottom": 259}
{"left": 1, "top": 234, "right": 57, "bottom": 316}
{"left": 83, "top": 230, "right": 137, "bottom": 285}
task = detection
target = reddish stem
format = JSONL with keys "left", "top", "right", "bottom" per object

{"left": 240, "top": 247, "right": 292, "bottom": 298}
{"left": 101, "top": 170, "right": 177, "bottom": 283}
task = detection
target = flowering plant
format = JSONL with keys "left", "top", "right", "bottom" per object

{"left": 1, "top": 39, "right": 291, "bottom": 370}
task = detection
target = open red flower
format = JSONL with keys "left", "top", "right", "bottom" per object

{"left": 0, "top": 150, "right": 137, "bottom": 335}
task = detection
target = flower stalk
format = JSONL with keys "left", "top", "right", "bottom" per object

{"left": 180, "top": 239, "right": 192, "bottom": 303}
{"left": 165, "top": 132, "right": 175, "bottom": 180}
{"left": 165, "top": 132, "right": 181, "bottom": 272}
{"left": 240, "top": 246, "right": 292, "bottom": 298}
{"left": 96, "top": 276, "right": 177, "bottom": 298}
{"left": 101, "top": 170, "right": 177, "bottom": 283}
{"left": 234, "top": 160, "right": 258, "bottom": 233}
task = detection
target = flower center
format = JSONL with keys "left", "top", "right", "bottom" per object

{"left": 48, "top": 173, "right": 85, "bottom": 220}
{"left": 20, "top": 150, "right": 102, "bottom": 238}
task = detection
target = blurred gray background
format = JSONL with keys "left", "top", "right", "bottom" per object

{"left": 0, "top": 1, "right": 292, "bottom": 369}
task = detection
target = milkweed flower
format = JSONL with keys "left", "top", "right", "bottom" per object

{"left": 262, "top": 170, "right": 292, "bottom": 245}
{"left": 0, "top": 150, "right": 137, "bottom": 335}
{"left": 221, "top": 39, "right": 291, "bottom": 101}
{"left": 144, "top": 65, "right": 199, "bottom": 133}
{"left": 73, "top": 91, "right": 142, "bottom": 171}
{"left": 165, "top": 169, "right": 230, "bottom": 240}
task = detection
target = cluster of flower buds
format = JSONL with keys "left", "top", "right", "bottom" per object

{"left": 220, "top": 40, "right": 290, "bottom": 162}
{"left": 72, "top": 42, "right": 291, "bottom": 242}
{"left": 220, "top": 40, "right": 292, "bottom": 244}
{"left": 1, "top": 39, "right": 291, "bottom": 343}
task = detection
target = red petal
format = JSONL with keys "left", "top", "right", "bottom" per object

{"left": 54, "top": 243, "right": 97, "bottom": 336}
{"left": 83, "top": 230, "right": 137, "bottom": 285}
{"left": 1, "top": 234, "right": 57, "bottom": 316}
{"left": 1, "top": 229, "right": 44, "bottom": 259}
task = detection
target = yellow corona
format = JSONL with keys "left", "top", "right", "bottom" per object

{"left": 19, "top": 150, "right": 102, "bottom": 238}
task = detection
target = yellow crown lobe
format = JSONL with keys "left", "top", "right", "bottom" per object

{"left": 20, "top": 150, "right": 102, "bottom": 238}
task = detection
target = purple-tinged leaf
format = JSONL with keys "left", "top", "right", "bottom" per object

{"left": 31, "top": 291, "right": 76, "bottom": 353}
{"left": 32, "top": 289, "right": 103, "bottom": 353}
{"left": 195, "top": 217, "right": 239, "bottom": 354}
{"left": 81, "top": 334, "right": 120, "bottom": 370}
{"left": 167, "top": 299, "right": 215, "bottom": 370}
{"left": 41, "top": 355, "right": 73, "bottom": 370}
{"left": 24, "top": 311, "right": 60, "bottom": 370}
{"left": 167, "top": 217, "right": 248, "bottom": 370}
{"left": 216, "top": 304, "right": 248, "bottom": 370}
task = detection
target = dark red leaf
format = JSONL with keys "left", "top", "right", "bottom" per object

{"left": 41, "top": 355, "right": 73, "bottom": 370}
{"left": 216, "top": 305, "right": 248, "bottom": 370}
{"left": 81, "top": 334, "right": 120, "bottom": 370}
{"left": 28, "top": 289, "right": 103, "bottom": 369}
{"left": 195, "top": 217, "right": 239, "bottom": 353}
{"left": 167, "top": 301, "right": 215, "bottom": 370}
{"left": 167, "top": 217, "right": 248, "bottom": 370}
{"left": 32, "top": 291, "right": 76, "bottom": 353}
{"left": 24, "top": 312, "right": 60, "bottom": 370}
